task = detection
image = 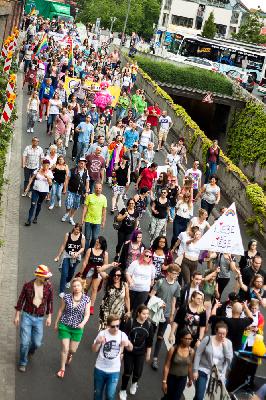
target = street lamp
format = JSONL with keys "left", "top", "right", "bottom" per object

{"left": 110, "top": 16, "right": 117, "bottom": 33}
{"left": 122, "top": 0, "right": 131, "bottom": 36}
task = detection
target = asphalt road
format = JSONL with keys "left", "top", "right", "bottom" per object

{"left": 15, "top": 81, "right": 266, "bottom": 400}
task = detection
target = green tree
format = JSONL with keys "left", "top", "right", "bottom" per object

{"left": 233, "top": 12, "right": 263, "bottom": 43}
{"left": 202, "top": 12, "right": 216, "bottom": 39}
{"left": 76, "top": 0, "right": 160, "bottom": 39}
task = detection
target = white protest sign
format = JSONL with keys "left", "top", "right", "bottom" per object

{"left": 197, "top": 202, "right": 244, "bottom": 255}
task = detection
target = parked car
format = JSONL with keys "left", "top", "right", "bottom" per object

{"left": 258, "top": 78, "right": 266, "bottom": 96}
{"left": 183, "top": 57, "right": 219, "bottom": 71}
{"left": 226, "top": 70, "right": 255, "bottom": 93}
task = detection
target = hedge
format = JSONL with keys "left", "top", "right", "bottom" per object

{"left": 0, "top": 61, "right": 17, "bottom": 202}
{"left": 227, "top": 100, "right": 266, "bottom": 167}
{"left": 135, "top": 55, "right": 234, "bottom": 97}
{"left": 132, "top": 59, "right": 266, "bottom": 234}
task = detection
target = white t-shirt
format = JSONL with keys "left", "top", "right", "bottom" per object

{"left": 184, "top": 241, "right": 201, "bottom": 260}
{"left": 177, "top": 231, "right": 189, "bottom": 257}
{"left": 122, "top": 76, "right": 132, "bottom": 87}
{"left": 167, "top": 153, "right": 181, "bottom": 177}
{"left": 159, "top": 116, "right": 172, "bottom": 130}
{"left": 185, "top": 168, "right": 202, "bottom": 190}
{"left": 33, "top": 169, "right": 53, "bottom": 192}
{"left": 127, "top": 260, "right": 155, "bottom": 292}
{"left": 28, "top": 98, "right": 39, "bottom": 111}
{"left": 176, "top": 200, "right": 193, "bottom": 219}
{"left": 190, "top": 217, "right": 209, "bottom": 235}
{"left": 202, "top": 184, "right": 220, "bottom": 204}
{"left": 94, "top": 329, "right": 128, "bottom": 373}
{"left": 140, "top": 129, "right": 153, "bottom": 147}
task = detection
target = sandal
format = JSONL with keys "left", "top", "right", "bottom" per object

{"left": 66, "top": 353, "right": 73, "bottom": 365}
{"left": 56, "top": 369, "right": 65, "bottom": 378}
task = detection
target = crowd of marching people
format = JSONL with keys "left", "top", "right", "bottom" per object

{"left": 14, "top": 13, "right": 266, "bottom": 400}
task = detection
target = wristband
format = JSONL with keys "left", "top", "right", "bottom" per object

{"left": 162, "top": 380, "right": 167, "bottom": 383}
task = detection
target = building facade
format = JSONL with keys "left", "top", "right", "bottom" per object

{"left": 158, "top": 0, "right": 249, "bottom": 39}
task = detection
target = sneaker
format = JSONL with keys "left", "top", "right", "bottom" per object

{"left": 129, "top": 382, "right": 138, "bottom": 395}
{"left": 151, "top": 359, "right": 159, "bottom": 370}
{"left": 30, "top": 128, "right": 34, "bottom": 133}
{"left": 69, "top": 137, "right": 73, "bottom": 142}
{"left": 27, "top": 192, "right": 32, "bottom": 198}
{"left": 90, "top": 306, "right": 94, "bottom": 315}
{"left": 18, "top": 365, "right": 26, "bottom": 373}
{"left": 119, "top": 390, "right": 127, "bottom": 400}
{"left": 58, "top": 200, "right": 61, "bottom": 208}
{"left": 59, "top": 292, "right": 65, "bottom": 298}
{"left": 24, "top": 221, "right": 31, "bottom": 226}
{"left": 27, "top": 128, "right": 31, "bottom": 133}
{"left": 61, "top": 214, "right": 69, "bottom": 222}
{"left": 48, "top": 205, "right": 54, "bottom": 210}
{"left": 38, "top": 118, "right": 42, "bottom": 122}
{"left": 69, "top": 217, "right": 75, "bottom": 226}
{"left": 45, "top": 116, "right": 48, "bottom": 121}
{"left": 32, "top": 218, "right": 37, "bottom": 224}
{"left": 65, "top": 282, "right": 70, "bottom": 289}
{"left": 22, "top": 192, "right": 27, "bottom": 197}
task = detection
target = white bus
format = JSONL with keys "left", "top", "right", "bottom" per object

{"left": 166, "top": 34, "right": 266, "bottom": 82}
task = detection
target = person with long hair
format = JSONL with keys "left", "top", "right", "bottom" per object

{"left": 49, "top": 155, "right": 69, "bottom": 210}
{"left": 115, "top": 198, "right": 139, "bottom": 259}
{"left": 78, "top": 236, "right": 117, "bottom": 315}
{"left": 193, "top": 322, "right": 233, "bottom": 400}
{"left": 111, "top": 154, "right": 130, "bottom": 213}
{"left": 171, "top": 192, "right": 193, "bottom": 248}
{"left": 162, "top": 328, "right": 194, "bottom": 400}
{"left": 26, "top": 91, "right": 39, "bottom": 133}
{"left": 239, "top": 239, "right": 261, "bottom": 271}
{"left": 126, "top": 250, "right": 155, "bottom": 314}
{"left": 24, "top": 159, "right": 53, "bottom": 226}
{"left": 150, "top": 188, "right": 170, "bottom": 245}
{"left": 54, "top": 223, "right": 85, "bottom": 297}
{"left": 54, "top": 278, "right": 91, "bottom": 378}
{"left": 188, "top": 208, "right": 210, "bottom": 235}
{"left": 119, "top": 305, "right": 154, "bottom": 399}
{"left": 169, "top": 291, "right": 206, "bottom": 348}
{"left": 153, "top": 172, "right": 169, "bottom": 200}
{"left": 118, "top": 229, "right": 145, "bottom": 270}
{"left": 237, "top": 273, "right": 266, "bottom": 307}
{"left": 181, "top": 230, "right": 202, "bottom": 285}
{"left": 98, "top": 267, "right": 130, "bottom": 331}
{"left": 196, "top": 174, "right": 220, "bottom": 217}
{"left": 46, "top": 92, "right": 62, "bottom": 135}
{"left": 151, "top": 236, "right": 173, "bottom": 280}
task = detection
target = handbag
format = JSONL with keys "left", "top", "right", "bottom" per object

{"left": 113, "top": 215, "right": 121, "bottom": 230}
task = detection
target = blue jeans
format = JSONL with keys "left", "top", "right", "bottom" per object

{"left": 171, "top": 215, "right": 189, "bottom": 248}
{"left": 94, "top": 367, "right": 120, "bottom": 400}
{"left": 194, "top": 370, "right": 208, "bottom": 400}
{"left": 76, "top": 142, "right": 89, "bottom": 164}
{"left": 59, "top": 257, "right": 79, "bottom": 293}
{"left": 19, "top": 312, "right": 44, "bottom": 366}
{"left": 50, "top": 182, "right": 63, "bottom": 207}
{"left": 138, "top": 144, "right": 147, "bottom": 155}
{"left": 205, "top": 161, "right": 217, "bottom": 183}
{"left": 170, "top": 206, "right": 175, "bottom": 220}
{"left": 27, "top": 190, "right": 47, "bottom": 222}
{"left": 85, "top": 222, "right": 101, "bottom": 250}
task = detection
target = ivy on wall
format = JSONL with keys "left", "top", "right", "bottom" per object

{"left": 227, "top": 101, "right": 266, "bottom": 167}
{"left": 133, "top": 61, "right": 266, "bottom": 234}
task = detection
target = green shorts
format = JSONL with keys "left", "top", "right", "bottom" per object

{"left": 58, "top": 322, "right": 84, "bottom": 342}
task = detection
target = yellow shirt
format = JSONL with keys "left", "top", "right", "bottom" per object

{"left": 84, "top": 193, "right": 107, "bottom": 224}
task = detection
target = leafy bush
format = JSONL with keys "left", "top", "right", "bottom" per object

{"left": 227, "top": 101, "right": 266, "bottom": 166}
{"left": 135, "top": 55, "right": 234, "bottom": 96}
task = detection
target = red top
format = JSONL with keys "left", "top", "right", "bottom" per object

{"left": 15, "top": 280, "right": 53, "bottom": 316}
{"left": 139, "top": 168, "right": 157, "bottom": 190}
{"left": 147, "top": 106, "right": 161, "bottom": 127}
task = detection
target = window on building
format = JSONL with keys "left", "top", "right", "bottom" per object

{"left": 162, "top": 13, "right": 169, "bottom": 27}
{"left": 164, "top": 0, "right": 172, "bottom": 10}
{"left": 216, "top": 24, "right": 227, "bottom": 37}
{"left": 230, "top": 11, "right": 239, "bottom": 25}
{"left": 171, "top": 15, "right": 193, "bottom": 28}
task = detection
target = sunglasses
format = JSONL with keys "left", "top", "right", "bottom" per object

{"left": 114, "top": 274, "right": 121, "bottom": 277}
{"left": 110, "top": 324, "right": 119, "bottom": 328}
{"left": 144, "top": 254, "right": 152, "bottom": 258}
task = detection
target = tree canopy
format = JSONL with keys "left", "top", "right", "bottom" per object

{"left": 233, "top": 12, "right": 266, "bottom": 44}
{"left": 202, "top": 12, "right": 216, "bottom": 39}
{"left": 76, "top": 0, "right": 160, "bottom": 39}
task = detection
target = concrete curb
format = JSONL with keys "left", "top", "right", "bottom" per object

{"left": 0, "top": 72, "right": 22, "bottom": 400}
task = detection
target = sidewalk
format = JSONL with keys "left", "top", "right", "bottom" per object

{"left": 0, "top": 73, "right": 23, "bottom": 400}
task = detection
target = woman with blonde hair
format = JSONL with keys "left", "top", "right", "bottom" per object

{"left": 54, "top": 277, "right": 91, "bottom": 378}
{"left": 188, "top": 208, "right": 210, "bottom": 235}
{"left": 26, "top": 91, "right": 39, "bottom": 133}
{"left": 171, "top": 191, "right": 193, "bottom": 248}
{"left": 169, "top": 291, "right": 206, "bottom": 348}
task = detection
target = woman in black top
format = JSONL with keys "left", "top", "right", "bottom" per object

{"left": 239, "top": 239, "right": 261, "bottom": 271}
{"left": 78, "top": 236, "right": 118, "bottom": 315}
{"left": 49, "top": 155, "right": 69, "bottom": 209}
{"left": 119, "top": 305, "right": 154, "bottom": 398}
{"left": 54, "top": 223, "right": 85, "bottom": 297}
{"left": 115, "top": 198, "right": 139, "bottom": 258}
{"left": 150, "top": 188, "right": 170, "bottom": 244}
{"left": 111, "top": 154, "right": 130, "bottom": 213}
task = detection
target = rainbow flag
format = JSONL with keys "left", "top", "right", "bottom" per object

{"left": 68, "top": 39, "right": 73, "bottom": 68}
{"left": 36, "top": 34, "right": 48, "bottom": 56}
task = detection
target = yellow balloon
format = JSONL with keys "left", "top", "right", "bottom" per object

{"left": 252, "top": 334, "right": 266, "bottom": 357}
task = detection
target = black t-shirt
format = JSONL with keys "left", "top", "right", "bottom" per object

{"left": 152, "top": 199, "right": 169, "bottom": 219}
{"left": 115, "top": 165, "right": 129, "bottom": 186}
{"left": 167, "top": 187, "right": 179, "bottom": 208}
{"left": 119, "top": 208, "right": 138, "bottom": 234}
{"left": 121, "top": 318, "right": 154, "bottom": 355}
{"left": 209, "top": 315, "right": 253, "bottom": 351}
{"left": 174, "top": 305, "right": 206, "bottom": 344}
